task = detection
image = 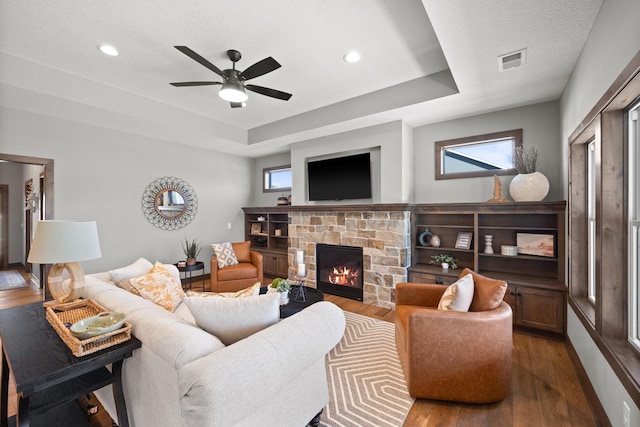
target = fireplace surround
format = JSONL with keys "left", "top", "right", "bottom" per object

{"left": 288, "top": 205, "right": 411, "bottom": 309}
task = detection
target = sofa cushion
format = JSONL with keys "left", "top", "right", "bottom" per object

{"left": 459, "top": 268, "right": 508, "bottom": 312}
{"left": 109, "top": 257, "right": 153, "bottom": 295}
{"left": 231, "top": 241, "right": 251, "bottom": 263}
{"left": 217, "top": 263, "right": 258, "bottom": 281}
{"left": 186, "top": 282, "right": 260, "bottom": 298}
{"left": 437, "top": 273, "right": 474, "bottom": 312}
{"left": 129, "top": 262, "right": 186, "bottom": 311}
{"left": 211, "top": 242, "right": 239, "bottom": 268}
{"left": 184, "top": 293, "right": 280, "bottom": 345}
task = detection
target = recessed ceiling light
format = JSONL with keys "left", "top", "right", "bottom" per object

{"left": 98, "top": 44, "right": 119, "bottom": 57}
{"left": 343, "top": 51, "right": 361, "bottom": 63}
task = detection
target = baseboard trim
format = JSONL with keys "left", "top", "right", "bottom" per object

{"left": 565, "top": 336, "right": 611, "bottom": 427}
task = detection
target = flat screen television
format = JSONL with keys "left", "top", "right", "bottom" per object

{"left": 307, "top": 153, "right": 372, "bottom": 201}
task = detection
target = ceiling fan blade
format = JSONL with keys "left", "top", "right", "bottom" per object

{"left": 246, "top": 84, "right": 292, "bottom": 101}
{"left": 174, "top": 46, "right": 226, "bottom": 78}
{"left": 170, "top": 82, "right": 222, "bottom": 87}
{"left": 241, "top": 57, "right": 281, "bottom": 80}
{"left": 230, "top": 102, "right": 245, "bottom": 108}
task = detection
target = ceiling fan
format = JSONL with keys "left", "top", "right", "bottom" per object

{"left": 170, "top": 46, "right": 292, "bottom": 108}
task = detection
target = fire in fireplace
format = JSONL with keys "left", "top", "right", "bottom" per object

{"left": 316, "top": 243, "right": 363, "bottom": 301}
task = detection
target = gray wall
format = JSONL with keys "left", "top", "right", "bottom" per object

{"left": 0, "top": 162, "right": 25, "bottom": 264}
{"left": 560, "top": 0, "right": 640, "bottom": 425}
{"left": 413, "top": 101, "right": 562, "bottom": 203}
{"left": 0, "top": 106, "right": 252, "bottom": 275}
{"left": 250, "top": 152, "right": 291, "bottom": 208}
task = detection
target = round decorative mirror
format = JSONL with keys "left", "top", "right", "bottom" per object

{"left": 142, "top": 177, "right": 198, "bottom": 230}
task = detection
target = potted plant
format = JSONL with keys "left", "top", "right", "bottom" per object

{"left": 429, "top": 254, "right": 458, "bottom": 271}
{"left": 509, "top": 145, "right": 549, "bottom": 201}
{"left": 181, "top": 238, "right": 201, "bottom": 266}
{"left": 270, "top": 277, "right": 291, "bottom": 303}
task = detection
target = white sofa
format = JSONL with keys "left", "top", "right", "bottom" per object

{"left": 82, "top": 268, "right": 345, "bottom": 427}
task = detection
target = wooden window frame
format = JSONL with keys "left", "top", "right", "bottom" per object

{"left": 434, "top": 129, "right": 522, "bottom": 180}
{"left": 568, "top": 50, "right": 640, "bottom": 406}
{"left": 262, "top": 165, "right": 291, "bottom": 193}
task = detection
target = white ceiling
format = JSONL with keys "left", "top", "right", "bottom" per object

{"left": 0, "top": 0, "right": 603, "bottom": 157}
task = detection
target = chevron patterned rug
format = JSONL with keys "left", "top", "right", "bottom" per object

{"left": 320, "top": 311, "right": 414, "bottom": 427}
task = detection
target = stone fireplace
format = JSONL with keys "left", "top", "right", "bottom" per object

{"left": 288, "top": 206, "right": 411, "bottom": 309}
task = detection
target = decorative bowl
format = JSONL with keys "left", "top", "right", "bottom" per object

{"left": 70, "top": 311, "right": 126, "bottom": 340}
{"left": 501, "top": 245, "right": 518, "bottom": 256}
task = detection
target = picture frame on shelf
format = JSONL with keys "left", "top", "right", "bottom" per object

{"left": 251, "top": 223, "right": 262, "bottom": 235}
{"left": 455, "top": 232, "right": 473, "bottom": 249}
{"left": 517, "top": 233, "right": 555, "bottom": 257}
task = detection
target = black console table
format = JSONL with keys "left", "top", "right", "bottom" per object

{"left": 0, "top": 302, "right": 141, "bottom": 427}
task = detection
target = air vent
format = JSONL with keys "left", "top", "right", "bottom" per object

{"left": 498, "top": 48, "right": 526, "bottom": 72}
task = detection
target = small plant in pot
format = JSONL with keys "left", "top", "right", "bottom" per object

{"left": 181, "top": 238, "right": 201, "bottom": 266}
{"left": 270, "top": 278, "right": 291, "bottom": 303}
{"left": 429, "top": 254, "right": 458, "bottom": 271}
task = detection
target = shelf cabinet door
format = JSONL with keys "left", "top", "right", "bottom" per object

{"left": 408, "top": 270, "right": 456, "bottom": 285}
{"left": 263, "top": 253, "right": 288, "bottom": 277}
{"left": 513, "top": 286, "right": 565, "bottom": 334}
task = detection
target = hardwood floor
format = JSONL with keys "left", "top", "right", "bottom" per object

{"left": 1, "top": 273, "right": 600, "bottom": 426}
{"left": 324, "top": 293, "right": 600, "bottom": 427}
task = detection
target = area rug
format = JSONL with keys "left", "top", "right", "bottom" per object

{"left": 0, "top": 270, "right": 28, "bottom": 291}
{"left": 321, "top": 311, "right": 414, "bottom": 427}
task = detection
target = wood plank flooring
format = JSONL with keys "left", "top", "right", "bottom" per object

{"left": 323, "top": 294, "right": 600, "bottom": 427}
{"left": 1, "top": 273, "right": 600, "bottom": 426}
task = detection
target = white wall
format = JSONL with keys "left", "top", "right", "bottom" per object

{"left": 560, "top": 0, "right": 640, "bottom": 425}
{"left": 0, "top": 106, "right": 252, "bottom": 275}
{"left": 413, "top": 100, "right": 562, "bottom": 203}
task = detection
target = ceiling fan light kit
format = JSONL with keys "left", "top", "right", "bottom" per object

{"left": 219, "top": 81, "right": 248, "bottom": 102}
{"left": 171, "top": 46, "right": 292, "bottom": 108}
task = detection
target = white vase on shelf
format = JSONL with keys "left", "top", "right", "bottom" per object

{"left": 509, "top": 172, "right": 549, "bottom": 202}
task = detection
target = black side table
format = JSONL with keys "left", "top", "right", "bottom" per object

{"left": 0, "top": 302, "right": 141, "bottom": 427}
{"left": 174, "top": 261, "right": 205, "bottom": 291}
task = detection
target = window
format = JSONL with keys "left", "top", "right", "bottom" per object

{"left": 263, "top": 165, "right": 291, "bottom": 192}
{"left": 435, "top": 129, "right": 522, "bottom": 180}
{"left": 587, "top": 139, "right": 597, "bottom": 304}
{"left": 629, "top": 100, "right": 640, "bottom": 350}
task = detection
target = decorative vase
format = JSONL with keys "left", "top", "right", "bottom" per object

{"left": 279, "top": 290, "right": 289, "bottom": 304}
{"left": 431, "top": 235, "right": 441, "bottom": 248}
{"left": 484, "top": 235, "right": 494, "bottom": 254}
{"left": 441, "top": 262, "right": 449, "bottom": 272}
{"left": 509, "top": 172, "right": 549, "bottom": 202}
{"left": 187, "top": 258, "right": 196, "bottom": 266}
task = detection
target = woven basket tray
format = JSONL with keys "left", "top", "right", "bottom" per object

{"left": 46, "top": 299, "right": 132, "bottom": 357}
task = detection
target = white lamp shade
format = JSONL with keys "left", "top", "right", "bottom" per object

{"left": 28, "top": 220, "right": 102, "bottom": 264}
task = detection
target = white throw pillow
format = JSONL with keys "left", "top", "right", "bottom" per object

{"left": 437, "top": 273, "right": 475, "bottom": 312}
{"left": 108, "top": 257, "right": 153, "bottom": 295}
{"left": 211, "top": 242, "right": 239, "bottom": 269}
{"left": 185, "top": 293, "right": 280, "bottom": 345}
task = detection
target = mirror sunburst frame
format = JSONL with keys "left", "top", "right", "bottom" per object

{"left": 142, "top": 176, "right": 198, "bottom": 230}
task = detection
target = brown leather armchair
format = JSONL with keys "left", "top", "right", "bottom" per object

{"left": 394, "top": 269, "right": 512, "bottom": 403}
{"left": 210, "top": 241, "right": 263, "bottom": 293}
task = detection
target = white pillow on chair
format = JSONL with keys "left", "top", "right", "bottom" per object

{"left": 437, "top": 273, "right": 475, "bottom": 312}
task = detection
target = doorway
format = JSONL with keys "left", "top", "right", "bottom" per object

{"left": 0, "top": 153, "right": 54, "bottom": 298}
{"left": 0, "top": 185, "right": 8, "bottom": 271}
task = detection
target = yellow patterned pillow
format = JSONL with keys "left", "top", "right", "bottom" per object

{"left": 129, "top": 262, "right": 186, "bottom": 311}
{"left": 186, "top": 282, "right": 261, "bottom": 298}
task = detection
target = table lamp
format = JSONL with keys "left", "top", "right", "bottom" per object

{"left": 27, "top": 220, "right": 102, "bottom": 304}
